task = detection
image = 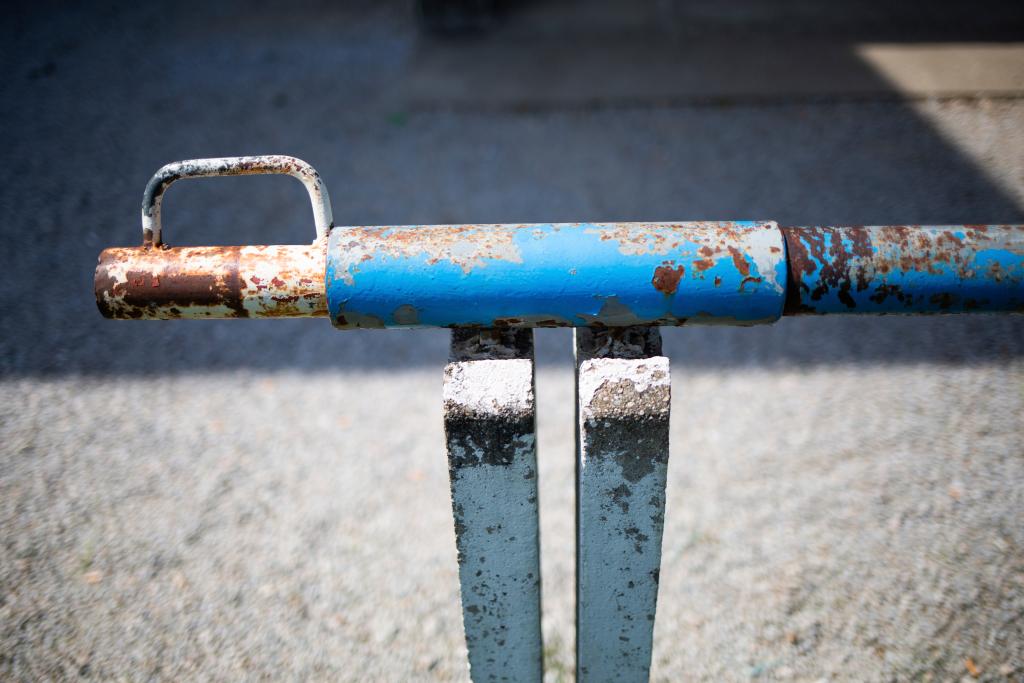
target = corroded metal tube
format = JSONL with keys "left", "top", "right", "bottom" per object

{"left": 95, "top": 241, "right": 327, "bottom": 319}
{"left": 94, "top": 223, "right": 1024, "bottom": 325}
{"left": 327, "top": 222, "right": 788, "bottom": 328}
{"left": 781, "top": 225, "right": 1024, "bottom": 315}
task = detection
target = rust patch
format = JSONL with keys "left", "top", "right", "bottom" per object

{"left": 782, "top": 225, "right": 1024, "bottom": 314}
{"left": 579, "top": 222, "right": 786, "bottom": 293}
{"left": 782, "top": 226, "right": 874, "bottom": 313}
{"left": 95, "top": 242, "right": 327, "bottom": 319}
{"left": 95, "top": 246, "right": 247, "bottom": 319}
{"left": 739, "top": 276, "right": 763, "bottom": 291}
{"left": 727, "top": 246, "right": 750, "bottom": 277}
{"left": 651, "top": 262, "right": 685, "bottom": 295}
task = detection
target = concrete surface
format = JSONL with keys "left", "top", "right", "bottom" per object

{"left": 1, "top": 1, "right": 1023, "bottom": 681}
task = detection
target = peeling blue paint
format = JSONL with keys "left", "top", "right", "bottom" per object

{"left": 782, "top": 225, "right": 1024, "bottom": 315}
{"left": 326, "top": 221, "right": 787, "bottom": 329}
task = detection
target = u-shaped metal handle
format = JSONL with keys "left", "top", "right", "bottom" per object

{"left": 140, "top": 155, "right": 334, "bottom": 247}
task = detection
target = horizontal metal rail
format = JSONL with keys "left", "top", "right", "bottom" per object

{"left": 96, "top": 224, "right": 1024, "bottom": 324}
{"left": 95, "top": 156, "right": 1023, "bottom": 324}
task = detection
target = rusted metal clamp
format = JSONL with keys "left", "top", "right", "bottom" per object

{"left": 140, "top": 155, "right": 334, "bottom": 247}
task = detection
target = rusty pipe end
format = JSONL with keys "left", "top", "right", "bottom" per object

{"left": 95, "top": 242, "right": 328, "bottom": 320}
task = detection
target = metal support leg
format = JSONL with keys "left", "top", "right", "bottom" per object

{"left": 574, "top": 327, "right": 671, "bottom": 683}
{"left": 444, "top": 329, "right": 543, "bottom": 683}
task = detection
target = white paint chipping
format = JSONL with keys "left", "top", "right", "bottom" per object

{"left": 745, "top": 221, "right": 785, "bottom": 294}
{"left": 443, "top": 359, "right": 535, "bottom": 416}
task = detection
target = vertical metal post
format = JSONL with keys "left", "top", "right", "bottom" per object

{"left": 444, "top": 329, "right": 543, "bottom": 683}
{"left": 574, "top": 327, "right": 671, "bottom": 683}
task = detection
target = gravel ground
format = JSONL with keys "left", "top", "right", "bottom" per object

{"left": 2, "top": 2, "right": 1023, "bottom": 681}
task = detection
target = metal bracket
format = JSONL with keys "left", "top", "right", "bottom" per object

{"left": 140, "top": 155, "right": 334, "bottom": 247}
{"left": 575, "top": 326, "right": 671, "bottom": 682}
{"left": 443, "top": 328, "right": 543, "bottom": 682}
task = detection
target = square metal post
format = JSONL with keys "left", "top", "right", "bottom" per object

{"left": 443, "top": 329, "right": 543, "bottom": 683}
{"left": 575, "top": 327, "right": 671, "bottom": 683}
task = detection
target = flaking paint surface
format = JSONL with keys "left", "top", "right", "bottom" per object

{"left": 444, "top": 348, "right": 542, "bottom": 683}
{"left": 783, "top": 225, "right": 1024, "bottom": 314}
{"left": 576, "top": 343, "right": 670, "bottom": 683}
{"left": 327, "top": 222, "right": 786, "bottom": 329}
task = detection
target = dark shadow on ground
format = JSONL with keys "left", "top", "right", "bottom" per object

{"left": 0, "top": 0, "right": 1021, "bottom": 376}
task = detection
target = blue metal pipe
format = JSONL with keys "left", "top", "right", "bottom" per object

{"left": 781, "top": 226, "right": 1024, "bottom": 315}
{"left": 325, "top": 223, "right": 1024, "bottom": 329}
{"left": 326, "top": 222, "right": 788, "bottom": 329}
{"left": 96, "top": 223, "right": 1024, "bottom": 325}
